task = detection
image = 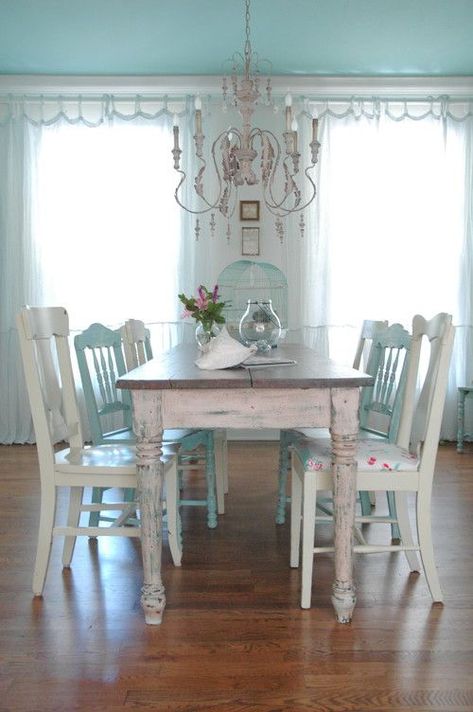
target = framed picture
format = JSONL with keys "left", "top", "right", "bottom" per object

{"left": 240, "top": 200, "right": 260, "bottom": 221}
{"left": 242, "top": 227, "right": 260, "bottom": 256}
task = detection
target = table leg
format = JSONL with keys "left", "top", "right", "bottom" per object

{"left": 330, "top": 387, "right": 360, "bottom": 623}
{"left": 131, "top": 390, "right": 166, "bottom": 625}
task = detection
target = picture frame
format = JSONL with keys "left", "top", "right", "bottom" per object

{"left": 241, "top": 227, "right": 260, "bottom": 256}
{"left": 240, "top": 200, "right": 260, "bottom": 221}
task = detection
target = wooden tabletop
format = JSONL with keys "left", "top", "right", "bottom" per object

{"left": 117, "top": 344, "right": 374, "bottom": 391}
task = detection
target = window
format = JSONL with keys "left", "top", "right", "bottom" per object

{"left": 35, "top": 119, "right": 182, "bottom": 331}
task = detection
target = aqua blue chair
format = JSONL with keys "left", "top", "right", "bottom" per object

{"left": 74, "top": 322, "right": 218, "bottom": 530}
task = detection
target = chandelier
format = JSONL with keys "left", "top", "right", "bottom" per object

{"left": 171, "top": 0, "right": 320, "bottom": 243}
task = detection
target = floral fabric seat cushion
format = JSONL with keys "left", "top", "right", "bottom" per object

{"left": 293, "top": 437, "right": 419, "bottom": 473}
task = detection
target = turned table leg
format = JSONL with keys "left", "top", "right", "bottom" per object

{"left": 330, "top": 387, "right": 360, "bottom": 623}
{"left": 131, "top": 390, "right": 166, "bottom": 625}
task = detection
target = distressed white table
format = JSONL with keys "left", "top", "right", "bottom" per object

{"left": 117, "top": 343, "right": 373, "bottom": 625}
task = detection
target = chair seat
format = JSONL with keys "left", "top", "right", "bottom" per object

{"left": 55, "top": 443, "right": 177, "bottom": 474}
{"left": 293, "top": 436, "right": 419, "bottom": 473}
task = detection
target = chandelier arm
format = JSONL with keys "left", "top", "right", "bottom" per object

{"left": 263, "top": 164, "right": 317, "bottom": 217}
{"left": 253, "top": 127, "right": 314, "bottom": 213}
{"left": 210, "top": 128, "right": 242, "bottom": 216}
{"left": 174, "top": 171, "right": 216, "bottom": 214}
{"left": 174, "top": 138, "right": 226, "bottom": 214}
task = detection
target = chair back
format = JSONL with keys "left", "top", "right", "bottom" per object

{"left": 359, "top": 322, "right": 411, "bottom": 441}
{"left": 74, "top": 323, "right": 132, "bottom": 445}
{"left": 397, "top": 313, "right": 455, "bottom": 464}
{"left": 352, "top": 319, "right": 388, "bottom": 370}
{"left": 17, "top": 306, "right": 84, "bottom": 475}
{"left": 121, "top": 319, "right": 153, "bottom": 370}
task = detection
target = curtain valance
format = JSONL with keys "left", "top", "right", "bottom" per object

{"left": 1, "top": 93, "right": 473, "bottom": 127}
{"left": 0, "top": 95, "right": 188, "bottom": 127}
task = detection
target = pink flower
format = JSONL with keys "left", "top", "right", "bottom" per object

{"left": 382, "top": 463, "right": 392, "bottom": 470}
{"left": 367, "top": 456, "right": 376, "bottom": 465}
{"left": 195, "top": 285, "right": 209, "bottom": 310}
{"left": 212, "top": 284, "right": 219, "bottom": 303}
{"left": 195, "top": 294, "right": 208, "bottom": 310}
{"left": 307, "top": 458, "right": 323, "bottom": 471}
{"left": 181, "top": 308, "right": 193, "bottom": 319}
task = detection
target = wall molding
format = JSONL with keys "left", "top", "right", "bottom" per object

{"left": 1, "top": 74, "right": 473, "bottom": 99}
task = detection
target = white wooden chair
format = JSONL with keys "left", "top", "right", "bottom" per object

{"left": 276, "top": 320, "right": 388, "bottom": 525}
{"left": 121, "top": 318, "right": 228, "bottom": 520}
{"left": 290, "top": 313, "right": 455, "bottom": 609}
{"left": 17, "top": 306, "right": 182, "bottom": 597}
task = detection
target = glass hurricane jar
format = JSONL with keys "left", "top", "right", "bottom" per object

{"left": 238, "top": 300, "right": 282, "bottom": 352}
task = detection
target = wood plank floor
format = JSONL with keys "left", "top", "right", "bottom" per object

{"left": 0, "top": 441, "right": 472, "bottom": 711}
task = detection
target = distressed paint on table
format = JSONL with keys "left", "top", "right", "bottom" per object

{"left": 117, "top": 344, "right": 373, "bottom": 625}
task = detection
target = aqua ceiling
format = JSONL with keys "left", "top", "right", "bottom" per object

{"left": 0, "top": 0, "right": 472, "bottom": 77}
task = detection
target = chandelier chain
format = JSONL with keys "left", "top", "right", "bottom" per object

{"left": 244, "top": 0, "right": 251, "bottom": 76}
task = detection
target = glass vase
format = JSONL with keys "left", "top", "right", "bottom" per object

{"left": 238, "top": 300, "right": 282, "bottom": 352}
{"left": 195, "top": 322, "right": 220, "bottom": 351}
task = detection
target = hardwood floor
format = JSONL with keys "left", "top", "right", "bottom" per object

{"left": 0, "top": 441, "right": 472, "bottom": 711}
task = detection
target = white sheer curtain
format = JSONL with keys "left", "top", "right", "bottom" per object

{"left": 0, "top": 100, "right": 195, "bottom": 443}
{"left": 1, "top": 93, "right": 472, "bottom": 443}
{"left": 301, "top": 102, "right": 473, "bottom": 439}
{"left": 0, "top": 118, "right": 44, "bottom": 443}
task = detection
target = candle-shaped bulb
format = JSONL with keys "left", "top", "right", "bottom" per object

{"left": 291, "top": 116, "right": 298, "bottom": 132}
{"left": 173, "top": 124, "right": 180, "bottom": 151}
{"left": 285, "top": 93, "right": 292, "bottom": 107}
{"left": 172, "top": 113, "right": 179, "bottom": 127}
{"left": 195, "top": 98, "right": 202, "bottom": 134}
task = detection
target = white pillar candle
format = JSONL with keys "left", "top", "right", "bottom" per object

{"left": 285, "top": 93, "right": 292, "bottom": 131}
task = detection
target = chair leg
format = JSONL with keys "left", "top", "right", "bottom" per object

{"left": 62, "top": 487, "right": 83, "bottom": 567}
{"left": 359, "top": 491, "right": 373, "bottom": 516}
{"left": 394, "top": 491, "right": 420, "bottom": 572}
{"left": 290, "top": 462, "right": 303, "bottom": 568}
{"left": 387, "top": 491, "right": 401, "bottom": 542}
{"left": 301, "top": 472, "right": 317, "bottom": 609}
{"left": 165, "top": 458, "right": 182, "bottom": 567}
{"left": 416, "top": 490, "right": 443, "bottom": 602}
{"left": 88, "top": 486, "right": 105, "bottom": 529}
{"left": 33, "top": 484, "right": 57, "bottom": 596}
{"left": 457, "top": 390, "right": 466, "bottom": 453}
{"left": 276, "top": 431, "right": 290, "bottom": 524}
{"left": 215, "top": 430, "right": 226, "bottom": 515}
{"left": 215, "top": 429, "right": 228, "bottom": 495}
{"left": 205, "top": 433, "right": 218, "bottom": 529}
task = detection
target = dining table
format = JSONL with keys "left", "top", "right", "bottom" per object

{"left": 116, "top": 343, "right": 374, "bottom": 625}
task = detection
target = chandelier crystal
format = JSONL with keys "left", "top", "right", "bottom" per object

{"left": 171, "top": 0, "right": 320, "bottom": 242}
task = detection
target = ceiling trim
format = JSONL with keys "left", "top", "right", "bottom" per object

{"left": 1, "top": 75, "right": 473, "bottom": 99}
